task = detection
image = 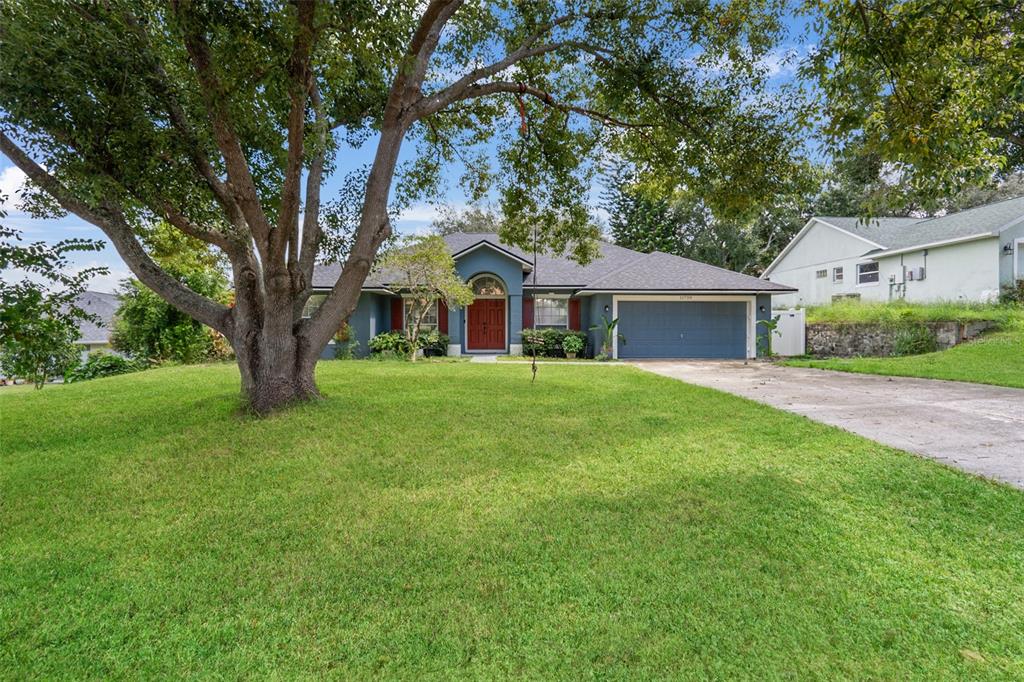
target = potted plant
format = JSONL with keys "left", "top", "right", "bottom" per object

{"left": 561, "top": 334, "right": 584, "bottom": 359}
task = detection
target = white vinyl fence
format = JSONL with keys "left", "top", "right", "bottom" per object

{"left": 770, "top": 309, "right": 806, "bottom": 356}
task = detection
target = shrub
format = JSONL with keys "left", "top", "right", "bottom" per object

{"left": 521, "top": 328, "right": 587, "bottom": 357}
{"left": 1000, "top": 280, "right": 1024, "bottom": 306}
{"left": 892, "top": 326, "right": 938, "bottom": 356}
{"left": 65, "top": 351, "right": 145, "bottom": 383}
{"left": 561, "top": 334, "right": 584, "bottom": 355}
{"left": 368, "top": 330, "right": 412, "bottom": 356}
{"left": 419, "top": 330, "right": 450, "bottom": 356}
{"left": 332, "top": 323, "right": 360, "bottom": 360}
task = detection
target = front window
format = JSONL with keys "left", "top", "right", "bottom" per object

{"left": 833, "top": 267, "right": 844, "bottom": 283}
{"left": 857, "top": 262, "right": 880, "bottom": 285}
{"left": 404, "top": 298, "right": 438, "bottom": 331}
{"left": 815, "top": 269, "right": 827, "bottom": 279}
{"left": 302, "top": 294, "right": 326, "bottom": 318}
{"left": 534, "top": 297, "right": 568, "bottom": 328}
{"left": 472, "top": 276, "right": 505, "bottom": 297}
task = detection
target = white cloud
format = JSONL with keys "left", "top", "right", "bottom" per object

{"left": 0, "top": 165, "right": 27, "bottom": 206}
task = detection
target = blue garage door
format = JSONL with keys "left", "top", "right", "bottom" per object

{"left": 618, "top": 300, "right": 747, "bottom": 359}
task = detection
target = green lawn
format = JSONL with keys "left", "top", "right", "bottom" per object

{"left": 784, "top": 322, "right": 1024, "bottom": 389}
{"left": 2, "top": 363, "right": 1023, "bottom": 678}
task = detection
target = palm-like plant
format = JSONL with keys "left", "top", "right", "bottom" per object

{"left": 590, "top": 315, "right": 625, "bottom": 358}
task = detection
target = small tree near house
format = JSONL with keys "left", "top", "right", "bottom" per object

{"left": 376, "top": 235, "right": 473, "bottom": 361}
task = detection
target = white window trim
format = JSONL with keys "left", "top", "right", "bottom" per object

{"left": 856, "top": 261, "right": 881, "bottom": 287}
{"left": 610, "top": 294, "right": 756, "bottom": 360}
{"left": 832, "top": 267, "right": 844, "bottom": 283}
{"left": 1015, "top": 238, "right": 1024, "bottom": 280}
{"left": 302, "top": 293, "right": 327, "bottom": 318}
{"left": 468, "top": 274, "right": 507, "bottom": 299}
{"left": 532, "top": 296, "right": 570, "bottom": 329}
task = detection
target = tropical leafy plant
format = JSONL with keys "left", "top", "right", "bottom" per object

{"left": 756, "top": 315, "right": 781, "bottom": 357}
{"left": 368, "top": 331, "right": 415, "bottom": 358}
{"left": 590, "top": 316, "right": 625, "bottom": 358}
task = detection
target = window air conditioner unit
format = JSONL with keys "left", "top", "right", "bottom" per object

{"left": 905, "top": 266, "right": 926, "bottom": 281}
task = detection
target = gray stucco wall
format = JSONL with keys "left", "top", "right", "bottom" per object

{"left": 452, "top": 247, "right": 525, "bottom": 353}
{"left": 321, "top": 292, "right": 389, "bottom": 359}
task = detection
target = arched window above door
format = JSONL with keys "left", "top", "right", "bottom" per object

{"left": 471, "top": 275, "right": 505, "bottom": 297}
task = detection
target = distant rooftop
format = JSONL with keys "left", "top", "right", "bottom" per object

{"left": 815, "top": 195, "right": 1024, "bottom": 254}
{"left": 70, "top": 290, "right": 119, "bottom": 344}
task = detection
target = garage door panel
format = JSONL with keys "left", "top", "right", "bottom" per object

{"left": 617, "top": 301, "right": 747, "bottom": 359}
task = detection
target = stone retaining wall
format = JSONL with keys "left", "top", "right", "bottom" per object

{"left": 806, "top": 321, "right": 995, "bottom": 357}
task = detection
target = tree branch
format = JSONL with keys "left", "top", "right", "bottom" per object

{"left": 122, "top": 9, "right": 241, "bottom": 226}
{"left": 172, "top": 0, "right": 274, "bottom": 255}
{"left": 272, "top": 0, "right": 317, "bottom": 262}
{"left": 435, "top": 81, "right": 654, "bottom": 129}
{"left": 296, "top": 84, "right": 327, "bottom": 309}
{"left": 0, "top": 131, "right": 232, "bottom": 334}
{"left": 405, "top": 0, "right": 464, "bottom": 97}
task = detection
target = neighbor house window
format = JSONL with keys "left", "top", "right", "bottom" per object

{"left": 404, "top": 298, "right": 438, "bottom": 331}
{"left": 815, "top": 269, "right": 828, "bottom": 279}
{"left": 857, "top": 262, "right": 880, "bottom": 284}
{"left": 833, "top": 267, "right": 844, "bottom": 283}
{"left": 302, "top": 294, "right": 326, "bottom": 318}
{"left": 534, "top": 297, "right": 568, "bottom": 328}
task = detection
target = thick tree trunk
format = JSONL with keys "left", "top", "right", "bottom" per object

{"left": 228, "top": 260, "right": 328, "bottom": 415}
{"left": 233, "top": 329, "right": 321, "bottom": 415}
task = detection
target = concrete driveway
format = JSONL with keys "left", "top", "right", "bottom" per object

{"left": 633, "top": 360, "right": 1024, "bottom": 490}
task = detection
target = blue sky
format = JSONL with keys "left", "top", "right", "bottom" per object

{"left": 1, "top": 13, "right": 816, "bottom": 293}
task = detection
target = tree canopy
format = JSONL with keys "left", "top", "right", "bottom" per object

{"left": 807, "top": 0, "right": 1023, "bottom": 209}
{"left": 0, "top": 0, "right": 809, "bottom": 411}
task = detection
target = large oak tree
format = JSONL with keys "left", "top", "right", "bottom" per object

{"left": 1, "top": 0, "right": 804, "bottom": 413}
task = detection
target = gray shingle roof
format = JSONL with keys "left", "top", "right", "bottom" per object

{"left": 71, "top": 290, "right": 119, "bottom": 344}
{"left": 580, "top": 251, "right": 795, "bottom": 292}
{"left": 816, "top": 196, "right": 1024, "bottom": 254}
{"left": 312, "top": 233, "right": 794, "bottom": 293}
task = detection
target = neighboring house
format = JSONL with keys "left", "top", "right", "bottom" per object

{"left": 71, "top": 290, "right": 118, "bottom": 358}
{"left": 311, "top": 233, "right": 794, "bottom": 359}
{"left": 762, "top": 196, "right": 1024, "bottom": 306}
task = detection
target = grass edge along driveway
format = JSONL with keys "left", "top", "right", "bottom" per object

{"left": 2, "top": 362, "right": 1023, "bottom": 678}
{"left": 782, "top": 323, "right": 1024, "bottom": 389}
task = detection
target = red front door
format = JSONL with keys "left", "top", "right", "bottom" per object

{"left": 467, "top": 299, "right": 506, "bottom": 350}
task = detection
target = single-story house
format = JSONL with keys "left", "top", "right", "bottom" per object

{"left": 312, "top": 233, "right": 794, "bottom": 359}
{"left": 762, "top": 196, "right": 1024, "bottom": 306}
{"left": 71, "top": 290, "right": 118, "bottom": 359}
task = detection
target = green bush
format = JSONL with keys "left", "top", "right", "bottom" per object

{"left": 368, "top": 330, "right": 450, "bottom": 358}
{"left": 332, "top": 323, "right": 360, "bottom": 360}
{"left": 419, "top": 330, "right": 450, "bottom": 356}
{"left": 561, "top": 334, "right": 584, "bottom": 355}
{"left": 368, "top": 331, "right": 414, "bottom": 356}
{"left": 999, "top": 280, "right": 1024, "bottom": 306}
{"left": 521, "top": 328, "right": 587, "bottom": 357}
{"left": 892, "top": 326, "right": 938, "bottom": 357}
{"left": 65, "top": 351, "right": 145, "bottom": 383}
